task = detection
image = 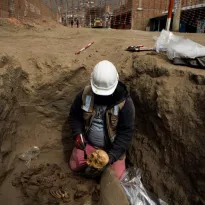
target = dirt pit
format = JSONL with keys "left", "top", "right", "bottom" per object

{"left": 0, "top": 22, "right": 205, "bottom": 205}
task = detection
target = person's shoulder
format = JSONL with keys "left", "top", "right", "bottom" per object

{"left": 78, "top": 85, "right": 91, "bottom": 97}
{"left": 123, "top": 97, "right": 135, "bottom": 111}
{"left": 76, "top": 88, "right": 84, "bottom": 98}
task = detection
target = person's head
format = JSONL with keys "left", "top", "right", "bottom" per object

{"left": 91, "top": 60, "right": 119, "bottom": 97}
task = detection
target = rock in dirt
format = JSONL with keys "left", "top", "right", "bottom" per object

{"left": 99, "top": 167, "right": 129, "bottom": 205}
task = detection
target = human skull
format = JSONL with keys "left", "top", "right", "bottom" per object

{"left": 86, "top": 150, "right": 109, "bottom": 169}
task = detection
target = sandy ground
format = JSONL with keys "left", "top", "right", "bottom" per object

{"left": 0, "top": 19, "right": 205, "bottom": 205}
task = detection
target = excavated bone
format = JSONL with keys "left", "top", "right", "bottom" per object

{"left": 49, "top": 187, "right": 69, "bottom": 199}
{"left": 86, "top": 150, "right": 109, "bottom": 169}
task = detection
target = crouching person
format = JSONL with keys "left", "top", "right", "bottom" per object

{"left": 69, "top": 60, "right": 135, "bottom": 179}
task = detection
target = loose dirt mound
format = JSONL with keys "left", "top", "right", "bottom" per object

{"left": 12, "top": 163, "right": 98, "bottom": 205}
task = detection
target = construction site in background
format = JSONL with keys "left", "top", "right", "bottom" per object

{"left": 0, "top": 0, "right": 205, "bottom": 32}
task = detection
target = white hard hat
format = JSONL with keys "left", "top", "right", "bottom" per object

{"left": 91, "top": 60, "right": 119, "bottom": 96}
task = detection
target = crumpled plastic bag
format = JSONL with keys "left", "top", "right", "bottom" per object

{"left": 167, "top": 38, "right": 205, "bottom": 60}
{"left": 120, "top": 167, "right": 167, "bottom": 205}
{"left": 155, "top": 29, "right": 205, "bottom": 59}
{"left": 155, "top": 29, "right": 175, "bottom": 52}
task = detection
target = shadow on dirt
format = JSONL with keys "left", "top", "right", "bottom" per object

{"left": 61, "top": 117, "right": 73, "bottom": 163}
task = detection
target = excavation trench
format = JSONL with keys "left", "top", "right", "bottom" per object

{"left": 0, "top": 53, "right": 205, "bottom": 205}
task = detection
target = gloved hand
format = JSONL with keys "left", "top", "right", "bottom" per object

{"left": 84, "top": 162, "right": 109, "bottom": 178}
{"left": 75, "top": 134, "right": 86, "bottom": 150}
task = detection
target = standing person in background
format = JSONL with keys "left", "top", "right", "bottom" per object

{"left": 71, "top": 19, "right": 74, "bottom": 28}
{"left": 76, "top": 19, "right": 79, "bottom": 28}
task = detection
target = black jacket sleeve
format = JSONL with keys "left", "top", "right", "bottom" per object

{"left": 69, "top": 90, "right": 84, "bottom": 139}
{"left": 108, "top": 97, "right": 135, "bottom": 163}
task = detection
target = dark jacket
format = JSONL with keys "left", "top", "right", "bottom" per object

{"left": 69, "top": 81, "right": 135, "bottom": 163}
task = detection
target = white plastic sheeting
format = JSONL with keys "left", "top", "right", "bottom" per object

{"left": 155, "top": 30, "right": 205, "bottom": 59}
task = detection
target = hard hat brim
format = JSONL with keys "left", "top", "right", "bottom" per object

{"left": 91, "top": 80, "right": 118, "bottom": 96}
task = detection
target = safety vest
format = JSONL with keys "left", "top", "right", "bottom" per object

{"left": 82, "top": 86, "right": 125, "bottom": 143}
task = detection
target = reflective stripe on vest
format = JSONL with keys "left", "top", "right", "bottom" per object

{"left": 82, "top": 95, "right": 92, "bottom": 112}
{"left": 114, "top": 105, "right": 119, "bottom": 116}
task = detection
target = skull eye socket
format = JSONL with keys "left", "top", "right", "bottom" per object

{"left": 90, "top": 153, "right": 96, "bottom": 159}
